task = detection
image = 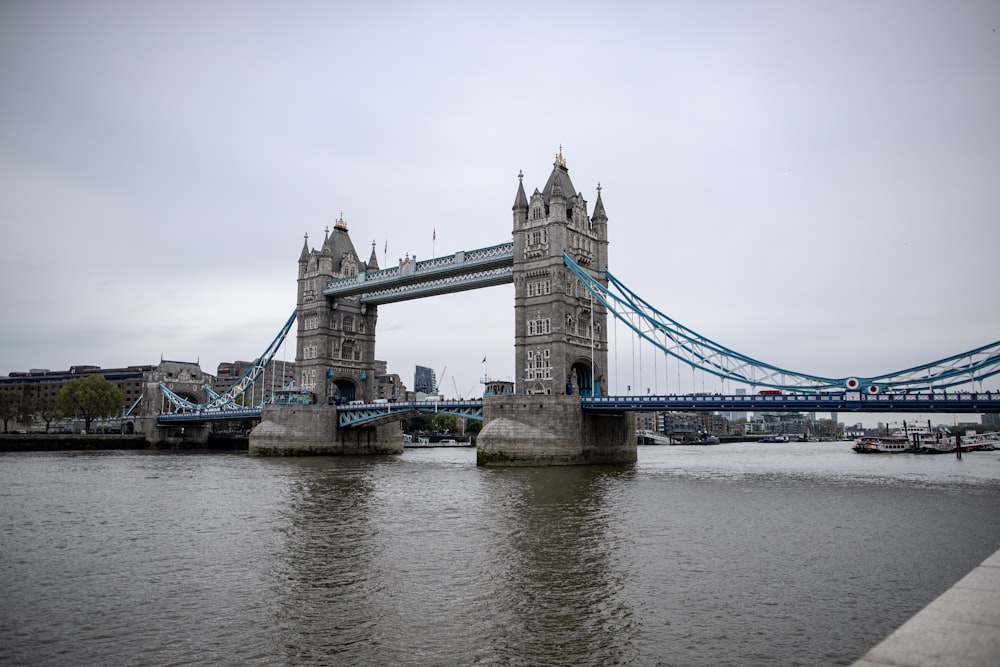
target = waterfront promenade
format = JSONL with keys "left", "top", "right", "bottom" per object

{"left": 853, "top": 547, "right": 1000, "bottom": 667}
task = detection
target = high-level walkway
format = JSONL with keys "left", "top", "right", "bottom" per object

{"left": 853, "top": 547, "right": 1000, "bottom": 666}
{"left": 323, "top": 242, "right": 513, "bottom": 304}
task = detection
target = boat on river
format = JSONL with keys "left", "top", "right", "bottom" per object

{"left": 914, "top": 431, "right": 1000, "bottom": 454}
{"left": 852, "top": 435, "right": 911, "bottom": 453}
{"left": 853, "top": 427, "right": 999, "bottom": 454}
{"left": 962, "top": 432, "right": 1000, "bottom": 451}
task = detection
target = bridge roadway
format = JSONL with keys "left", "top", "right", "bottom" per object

{"left": 582, "top": 391, "right": 1000, "bottom": 413}
{"left": 156, "top": 392, "right": 1000, "bottom": 427}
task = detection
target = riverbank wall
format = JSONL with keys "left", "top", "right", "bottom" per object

{"left": 0, "top": 434, "right": 248, "bottom": 452}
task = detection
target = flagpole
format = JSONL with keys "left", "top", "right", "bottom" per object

{"left": 432, "top": 227, "right": 436, "bottom": 258}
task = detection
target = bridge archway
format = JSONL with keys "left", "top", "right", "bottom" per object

{"left": 570, "top": 360, "right": 593, "bottom": 396}
{"left": 331, "top": 378, "right": 358, "bottom": 403}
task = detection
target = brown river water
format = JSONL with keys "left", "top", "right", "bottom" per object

{"left": 2, "top": 441, "right": 999, "bottom": 666}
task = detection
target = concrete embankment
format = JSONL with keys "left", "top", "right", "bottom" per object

{"left": 852, "top": 547, "right": 1000, "bottom": 667}
{"left": 0, "top": 434, "right": 247, "bottom": 452}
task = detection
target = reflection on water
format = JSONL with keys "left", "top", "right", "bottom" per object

{"left": 477, "top": 466, "right": 638, "bottom": 664}
{"left": 1, "top": 443, "right": 998, "bottom": 666}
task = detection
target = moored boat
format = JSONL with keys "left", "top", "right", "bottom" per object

{"left": 915, "top": 431, "right": 1000, "bottom": 454}
{"left": 852, "top": 435, "right": 911, "bottom": 453}
{"left": 853, "top": 424, "right": 999, "bottom": 454}
{"left": 961, "top": 432, "right": 1000, "bottom": 451}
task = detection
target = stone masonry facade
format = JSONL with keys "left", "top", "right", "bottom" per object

{"left": 296, "top": 214, "right": 380, "bottom": 405}
{"left": 511, "top": 149, "right": 610, "bottom": 396}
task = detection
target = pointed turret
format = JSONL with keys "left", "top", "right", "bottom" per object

{"left": 591, "top": 182, "right": 608, "bottom": 225}
{"left": 320, "top": 225, "right": 333, "bottom": 256}
{"left": 367, "top": 240, "right": 379, "bottom": 271}
{"left": 512, "top": 170, "right": 528, "bottom": 211}
{"left": 512, "top": 169, "right": 528, "bottom": 231}
{"left": 299, "top": 232, "right": 310, "bottom": 263}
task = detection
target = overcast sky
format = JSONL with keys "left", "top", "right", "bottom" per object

{"left": 2, "top": 1, "right": 998, "bottom": 423}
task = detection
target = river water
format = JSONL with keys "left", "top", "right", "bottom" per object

{"left": 1, "top": 441, "right": 998, "bottom": 666}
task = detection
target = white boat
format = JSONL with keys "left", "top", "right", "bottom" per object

{"left": 915, "top": 431, "right": 999, "bottom": 454}
{"left": 853, "top": 425, "right": 999, "bottom": 454}
{"left": 961, "top": 432, "right": 1000, "bottom": 451}
{"left": 852, "top": 435, "right": 911, "bottom": 453}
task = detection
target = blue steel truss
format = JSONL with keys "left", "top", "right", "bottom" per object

{"left": 563, "top": 253, "right": 1000, "bottom": 393}
{"left": 359, "top": 267, "right": 513, "bottom": 304}
{"left": 157, "top": 407, "right": 263, "bottom": 424}
{"left": 159, "top": 310, "right": 297, "bottom": 413}
{"left": 337, "top": 401, "right": 484, "bottom": 428}
{"left": 324, "top": 243, "right": 514, "bottom": 304}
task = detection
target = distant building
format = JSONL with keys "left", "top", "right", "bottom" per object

{"left": 375, "top": 372, "right": 406, "bottom": 401}
{"left": 215, "top": 359, "right": 297, "bottom": 403}
{"left": 659, "top": 411, "right": 729, "bottom": 437}
{"left": 414, "top": 365, "right": 436, "bottom": 394}
{"left": 633, "top": 412, "right": 657, "bottom": 432}
{"left": 747, "top": 412, "right": 808, "bottom": 437}
{"left": 0, "top": 360, "right": 211, "bottom": 432}
{"left": 144, "top": 360, "right": 214, "bottom": 415}
{"left": 1, "top": 364, "right": 154, "bottom": 417}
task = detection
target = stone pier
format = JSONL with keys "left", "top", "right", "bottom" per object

{"left": 476, "top": 395, "right": 636, "bottom": 466}
{"left": 248, "top": 404, "right": 403, "bottom": 456}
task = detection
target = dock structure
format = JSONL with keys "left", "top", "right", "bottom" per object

{"left": 852, "top": 548, "right": 1000, "bottom": 667}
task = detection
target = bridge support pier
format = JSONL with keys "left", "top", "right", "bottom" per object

{"left": 476, "top": 395, "right": 636, "bottom": 466}
{"left": 248, "top": 404, "right": 403, "bottom": 456}
{"left": 143, "top": 418, "right": 211, "bottom": 447}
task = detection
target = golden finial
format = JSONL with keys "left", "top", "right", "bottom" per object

{"left": 556, "top": 145, "right": 566, "bottom": 167}
{"left": 335, "top": 211, "right": 347, "bottom": 230}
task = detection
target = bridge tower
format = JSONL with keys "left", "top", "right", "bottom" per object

{"left": 478, "top": 150, "right": 634, "bottom": 466}
{"left": 295, "top": 214, "right": 378, "bottom": 405}
{"left": 512, "top": 148, "right": 610, "bottom": 396}
{"left": 250, "top": 214, "right": 401, "bottom": 455}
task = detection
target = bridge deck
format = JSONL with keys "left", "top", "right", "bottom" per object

{"left": 584, "top": 392, "right": 1000, "bottom": 413}
{"left": 156, "top": 392, "right": 999, "bottom": 425}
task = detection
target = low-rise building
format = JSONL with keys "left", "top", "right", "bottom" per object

{"left": 1, "top": 364, "right": 154, "bottom": 418}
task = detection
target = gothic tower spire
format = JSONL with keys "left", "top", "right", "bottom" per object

{"left": 511, "top": 149, "right": 609, "bottom": 397}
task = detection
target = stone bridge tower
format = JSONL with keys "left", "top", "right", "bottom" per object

{"left": 251, "top": 214, "right": 399, "bottom": 456}
{"left": 511, "top": 149, "right": 610, "bottom": 396}
{"left": 296, "top": 214, "right": 379, "bottom": 405}
{"left": 478, "top": 150, "right": 634, "bottom": 466}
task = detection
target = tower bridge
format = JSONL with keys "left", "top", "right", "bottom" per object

{"left": 146, "top": 150, "right": 1000, "bottom": 463}
{"left": 248, "top": 149, "right": 628, "bottom": 464}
